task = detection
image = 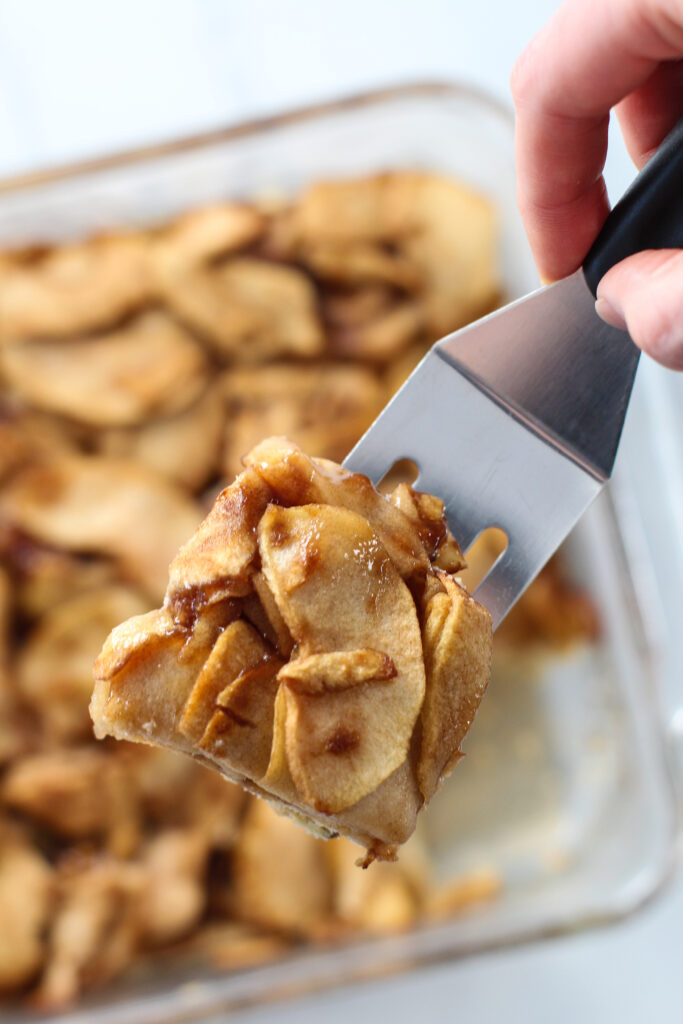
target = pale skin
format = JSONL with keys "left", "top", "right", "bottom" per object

{"left": 511, "top": 0, "right": 683, "bottom": 369}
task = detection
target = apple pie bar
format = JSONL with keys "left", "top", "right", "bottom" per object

{"left": 91, "top": 438, "right": 492, "bottom": 864}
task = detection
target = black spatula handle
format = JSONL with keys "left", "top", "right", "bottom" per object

{"left": 583, "top": 115, "right": 683, "bottom": 296}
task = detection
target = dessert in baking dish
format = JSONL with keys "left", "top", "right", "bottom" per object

{"left": 0, "top": 168, "right": 599, "bottom": 1008}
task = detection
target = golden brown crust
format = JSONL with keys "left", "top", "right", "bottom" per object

{"left": 91, "top": 601, "right": 237, "bottom": 746}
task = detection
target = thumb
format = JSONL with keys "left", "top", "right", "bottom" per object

{"left": 595, "top": 250, "right": 683, "bottom": 371}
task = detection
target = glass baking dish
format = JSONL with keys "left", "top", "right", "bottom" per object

{"left": 0, "top": 83, "right": 678, "bottom": 1023}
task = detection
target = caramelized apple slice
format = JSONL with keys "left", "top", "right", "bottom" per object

{"left": 259, "top": 503, "right": 425, "bottom": 813}
{"left": 417, "top": 570, "right": 492, "bottom": 801}
{"left": 245, "top": 438, "right": 429, "bottom": 579}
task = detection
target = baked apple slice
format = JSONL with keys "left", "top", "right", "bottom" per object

{"left": 92, "top": 438, "right": 492, "bottom": 864}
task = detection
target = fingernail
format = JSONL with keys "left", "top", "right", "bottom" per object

{"left": 595, "top": 295, "right": 627, "bottom": 331}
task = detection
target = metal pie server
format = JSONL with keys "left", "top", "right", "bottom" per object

{"left": 345, "top": 116, "right": 683, "bottom": 628}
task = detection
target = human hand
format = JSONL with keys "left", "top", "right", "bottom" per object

{"left": 511, "top": 0, "right": 683, "bottom": 369}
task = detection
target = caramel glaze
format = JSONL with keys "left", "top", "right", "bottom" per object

{"left": 217, "top": 661, "right": 279, "bottom": 723}
{"left": 217, "top": 706, "right": 256, "bottom": 729}
{"left": 324, "top": 727, "right": 360, "bottom": 755}
{"left": 265, "top": 520, "right": 289, "bottom": 548}
{"left": 251, "top": 453, "right": 428, "bottom": 567}
{"left": 298, "top": 530, "right": 321, "bottom": 580}
{"left": 413, "top": 509, "right": 447, "bottom": 560}
{"left": 13, "top": 461, "right": 66, "bottom": 504}
{"left": 170, "top": 580, "right": 247, "bottom": 631}
{"left": 0, "top": 524, "right": 63, "bottom": 574}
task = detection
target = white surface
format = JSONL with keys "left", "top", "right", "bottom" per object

{"left": 0, "top": 2, "right": 681, "bottom": 1021}
{"left": 0, "top": 0, "right": 634, "bottom": 196}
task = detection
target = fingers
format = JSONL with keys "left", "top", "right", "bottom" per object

{"left": 511, "top": 0, "right": 683, "bottom": 280}
{"left": 616, "top": 59, "right": 683, "bottom": 167}
{"left": 596, "top": 250, "right": 683, "bottom": 370}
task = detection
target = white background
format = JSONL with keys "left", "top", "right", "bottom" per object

{"left": 0, "top": 0, "right": 636, "bottom": 194}
{"left": 0, "top": 2, "right": 681, "bottom": 1022}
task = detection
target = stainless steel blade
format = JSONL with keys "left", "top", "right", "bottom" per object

{"left": 438, "top": 270, "right": 640, "bottom": 480}
{"left": 344, "top": 270, "right": 639, "bottom": 628}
